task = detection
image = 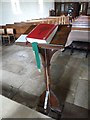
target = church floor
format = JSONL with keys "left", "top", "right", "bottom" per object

{"left": 0, "top": 44, "right": 89, "bottom": 118}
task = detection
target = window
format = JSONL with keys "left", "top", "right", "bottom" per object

{"left": 38, "top": 0, "right": 43, "bottom": 13}
{"left": 11, "top": 0, "right": 22, "bottom": 14}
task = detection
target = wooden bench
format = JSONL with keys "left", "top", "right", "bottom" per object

{"left": 0, "top": 28, "right": 15, "bottom": 45}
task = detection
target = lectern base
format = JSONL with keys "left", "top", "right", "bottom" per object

{"left": 37, "top": 90, "right": 64, "bottom": 119}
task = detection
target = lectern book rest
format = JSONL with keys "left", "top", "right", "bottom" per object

{"left": 26, "top": 23, "right": 58, "bottom": 44}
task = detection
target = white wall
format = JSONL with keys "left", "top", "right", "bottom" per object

{"left": 0, "top": 0, "right": 54, "bottom": 25}
{"left": 1, "top": 0, "right": 89, "bottom": 25}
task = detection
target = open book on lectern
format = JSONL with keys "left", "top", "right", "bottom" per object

{"left": 26, "top": 23, "right": 58, "bottom": 44}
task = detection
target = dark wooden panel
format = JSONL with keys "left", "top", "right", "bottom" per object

{"left": 54, "top": 2, "right": 89, "bottom": 18}
{"left": 54, "top": 2, "right": 80, "bottom": 18}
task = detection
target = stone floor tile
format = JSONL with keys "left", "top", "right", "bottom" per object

{"left": 0, "top": 69, "right": 2, "bottom": 82}
{"left": 2, "top": 62, "right": 27, "bottom": 75}
{"left": 74, "top": 80, "right": 88, "bottom": 109}
{"left": 1, "top": 70, "right": 26, "bottom": 88}
{"left": 57, "top": 66, "right": 79, "bottom": 92}
{"left": 26, "top": 65, "right": 44, "bottom": 80}
{"left": 19, "top": 75, "right": 46, "bottom": 96}
{"left": 61, "top": 102, "right": 88, "bottom": 118}
{"left": 2, "top": 83, "right": 18, "bottom": 99}
{"left": 12, "top": 91, "right": 39, "bottom": 109}
{"left": 50, "top": 54, "right": 72, "bottom": 85}
{"left": 0, "top": 81, "right": 2, "bottom": 94}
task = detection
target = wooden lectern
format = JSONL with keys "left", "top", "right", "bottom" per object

{"left": 15, "top": 24, "right": 71, "bottom": 119}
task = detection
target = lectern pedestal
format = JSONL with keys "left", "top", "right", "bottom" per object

{"left": 15, "top": 35, "right": 65, "bottom": 119}
{"left": 37, "top": 48, "right": 64, "bottom": 119}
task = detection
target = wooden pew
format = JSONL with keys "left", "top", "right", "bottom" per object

{"left": 0, "top": 15, "right": 71, "bottom": 43}
{"left": 66, "top": 15, "right": 90, "bottom": 57}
